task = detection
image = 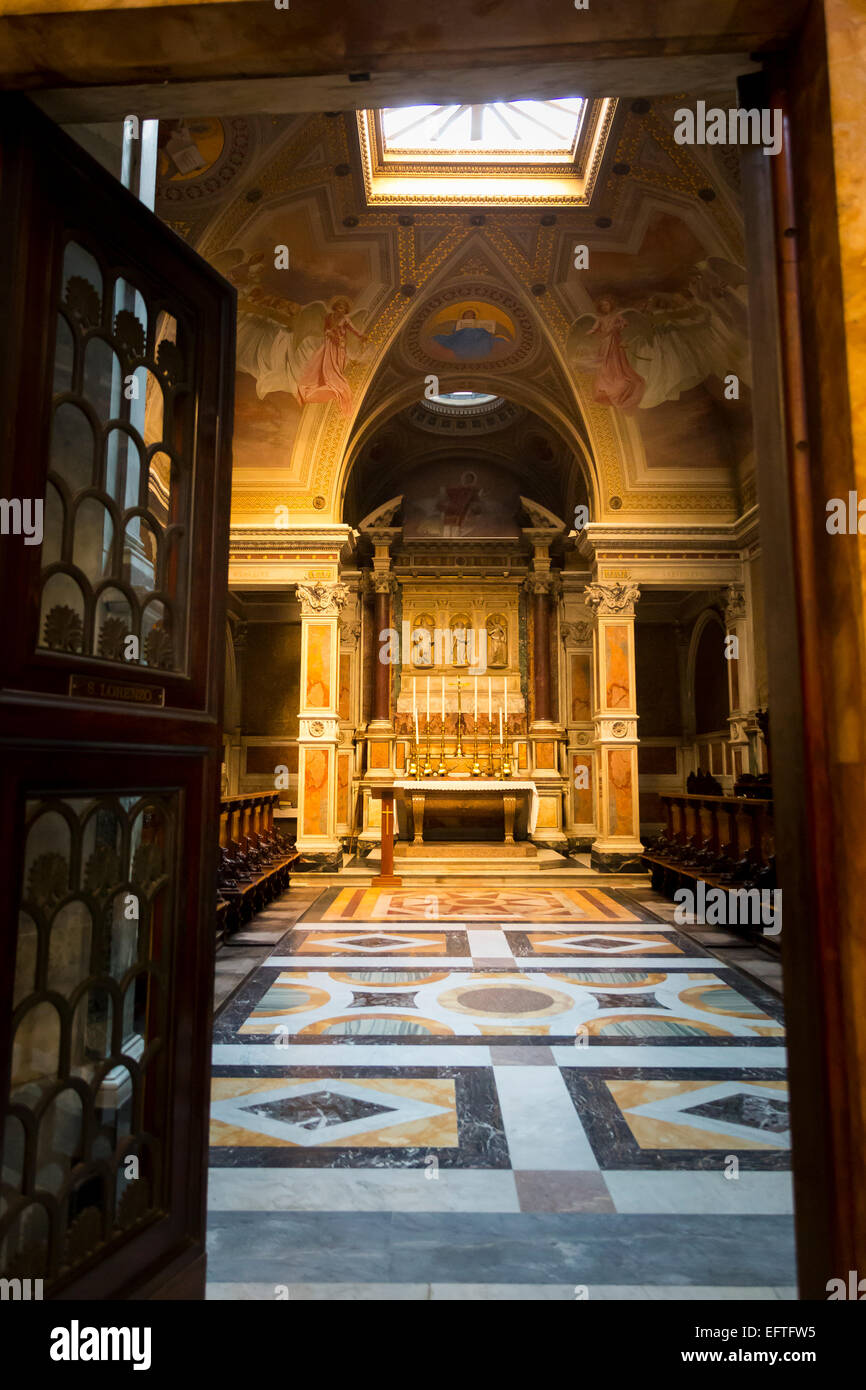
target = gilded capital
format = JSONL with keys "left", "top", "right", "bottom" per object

{"left": 561, "top": 620, "right": 593, "bottom": 645}
{"left": 584, "top": 581, "right": 641, "bottom": 617}
{"left": 522, "top": 574, "right": 556, "bottom": 597}
{"left": 296, "top": 580, "right": 350, "bottom": 617}
{"left": 723, "top": 584, "right": 747, "bottom": 625}
{"left": 372, "top": 573, "right": 398, "bottom": 596}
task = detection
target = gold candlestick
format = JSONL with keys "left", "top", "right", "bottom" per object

{"left": 436, "top": 699, "right": 446, "bottom": 776}
{"left": 471, "top": 710, "right": 481, "bottom": 776}
{"left": 422, "top": 713, "right": 433, "bottom": 777}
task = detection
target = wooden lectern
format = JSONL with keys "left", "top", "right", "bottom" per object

{"left": 369, "top": 785, "right": 402, "bottom": 886}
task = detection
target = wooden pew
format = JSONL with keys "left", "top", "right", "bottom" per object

{"left": 642, "top": 792, "right": 778, "bottom": 946}
{"left": 216, "top": 791, "right": 298, "bottom": 940}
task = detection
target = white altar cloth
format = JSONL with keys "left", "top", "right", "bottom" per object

{"left": 393, "top": 778, "right": 539, "bottom": 834}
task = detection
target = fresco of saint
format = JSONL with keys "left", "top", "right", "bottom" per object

{"left": 432, "top": 307, "right": 511, "bottom": 360}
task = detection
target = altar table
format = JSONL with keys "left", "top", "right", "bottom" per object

{"left": 393, "top": 778, "right": 539, "bottom": 845}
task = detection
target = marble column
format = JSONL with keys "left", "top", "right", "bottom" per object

{"left": 529, "top": 578, "right": 552, "bottom": 723}
{"left": 295, "top": 580, "right": 349, "bottom": 866}
{"left": 359, "top": 570, "right": 398, "bottom": 851}
{"left": 561, "top": 618, "right": 595, "bottom": 847}
{"left": 585, "top": 581, "right": 644, "bottom": 871}
{"left": 523, "top": 573, "right": 567, "bottom": 847}
{"left": 336, "top": 599, "right": 361, "bottom": 837}
{"left": 372, "top": 576, "right": 393, "bottom": 725}
{"left": 722, "top": 583, "right": 758, "bottom": 780}
{"left": 224, "top": 617, "right": 246, "bottom": 796}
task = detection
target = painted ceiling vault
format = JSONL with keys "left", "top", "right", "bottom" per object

{"left": 154, "top": 94, "right": 754, "bottom": 534}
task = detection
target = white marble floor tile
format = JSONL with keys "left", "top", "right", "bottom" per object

{"left": 207, "top": 1168, "right": 519, "bottom": 1213}
{"left": 211, "top": 1043, "right": 494, "bottom": 1067}
{"left": 494, "top": 1065, "right": 598, "bottom": 1169}
{"left": 642, "top": 1285, "right": 783, "bottom": 1300}
{"left": 467, "top": 929, "right": 512, "bottom": 958}
{"left": 550, "top": 1045, "right": 788, "bottom": 1069}
{"left": 206, "top": 1282, "right": 430, "bottom": 1300}
{"left": 603, "top": 1170, "right": 795, "bottom": 1215}
{"left": 266, "top": 956, "right": 472, "bottom": 968}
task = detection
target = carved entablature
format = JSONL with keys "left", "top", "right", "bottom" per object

{"left": 296, "top": 581, "right": 350, "bottom": 617}
{"left": 584, "top": 581, "right": 641, "bottom": 617}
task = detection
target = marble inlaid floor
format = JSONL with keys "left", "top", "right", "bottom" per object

{"left": 207, "top": 881, "right": 795, "bottom": 1300}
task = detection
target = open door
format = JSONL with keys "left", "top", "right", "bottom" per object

{"left": 0, "top": 97, "right": 235, "bottom": 1299}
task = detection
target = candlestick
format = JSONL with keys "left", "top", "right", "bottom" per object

{"left": 423, "top": 678, "right": 432, "bottom": 777}
{"left": 455, "top": 677, "right": 464, "bottom": 758}
{"left": 437, "top": 684, "right": 446, "bottom": 776}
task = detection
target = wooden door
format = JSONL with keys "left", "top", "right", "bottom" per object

{"left": 0, "top": 97, "right": 236, "bottom": 1299}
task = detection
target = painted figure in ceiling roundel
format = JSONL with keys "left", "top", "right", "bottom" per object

{"left": 422, "top": 299, "right": 516, "bottom": 363}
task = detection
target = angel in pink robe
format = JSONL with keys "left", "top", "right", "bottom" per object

{"left": 296, "top": 297, "right": 367, "bottom": 415}
{"left": 585, "top": 297, "right": 646, "bottom": 410}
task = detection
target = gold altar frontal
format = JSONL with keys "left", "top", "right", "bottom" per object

{"left": 393, "top": 779, "right": 539, "bottom": 857}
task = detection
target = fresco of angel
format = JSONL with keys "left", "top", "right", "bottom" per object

{"left": 567, "top": 298, "right": 649, "bottom": 410}
{"left": 209, "top": 247, "right": 372, "bottom": 414}
{"left": 294, "top": 298, "right": 369, "bottom": 414}
{"left": 568, "top": 262, "right": 750, "bottom": 412}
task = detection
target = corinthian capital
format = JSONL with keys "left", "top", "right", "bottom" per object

{"left": 339, "top": 619, "right": 362, "bottom": 650}
{"left": 584, "top": 581, "right": 641, "bottom": 616}
{"left": 523, "top": 573, "right": 556, "bottom": 597}
{"left": 296, "top": 580, "right": 350, "bottom": 617}
{"left": 723, "top": 584, "right": 747, "bottom": 625}
{"left": 372, "top": 573, "right": 398, "bottom": 596}
{"left": 561, "top": 620, "right": 593, "bottom": 646}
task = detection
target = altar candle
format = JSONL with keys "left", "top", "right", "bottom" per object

{"left": 426, "top": 676, "right": 430, "bottom": 723}
{"left": 499, "top": 708, "right": 503, "bottom": 744}
{"left": 413, "top": 677, "right": 416, "bottom": 718}
{"left": 488, "top": 676, "right": 492, "bottom": 722}
{"left": 441, "top": 674, "right": 445, "bottom": 723}
{"left": 474, "top": 676, "right": 478, "bottom": 722}
{"left": 503, "top": 675, "right": 508, "bottom": 729}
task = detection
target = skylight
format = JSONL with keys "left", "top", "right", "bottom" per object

{"left": 356, "top": 97, "right": 617, "bottom": 206}
{"left": 427, "top": 391, "right": 499, "bottom": 407}
{"left": 381, "top": 100, "right": 585, "bottom": 164}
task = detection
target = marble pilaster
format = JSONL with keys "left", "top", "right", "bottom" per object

{"left": 585, "top": 581, "right": 643, "bottom": 871}
{"left": 295, "top": 580, "right": 349, "bottom": 863}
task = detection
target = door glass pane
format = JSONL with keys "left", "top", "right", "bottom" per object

{"left": 37, "top": 238, "right": 193, "bottom": 674}
{"left": 0, "top": 792, "right": 177, "bottom": 1288}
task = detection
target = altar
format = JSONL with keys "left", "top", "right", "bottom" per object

{"left": 393, "top": 778, "right": 539, "bottom": 851}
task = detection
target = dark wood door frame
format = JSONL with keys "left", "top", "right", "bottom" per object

{"left": 0, "top": 96, "right": 236, "bottom": 1300}
{"left": 1, "top": 3, "right": 864, "bottom": 1300}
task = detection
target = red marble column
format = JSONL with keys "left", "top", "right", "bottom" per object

{"left": 527, "top": 578, "right": 552, "bottom": 723}
{"left": 372, "top": 578, "right": 392, "bottom": 723}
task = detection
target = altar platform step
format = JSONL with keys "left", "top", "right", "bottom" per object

{"left": 337, "top": 845, "right": 598, "bottom": 878}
